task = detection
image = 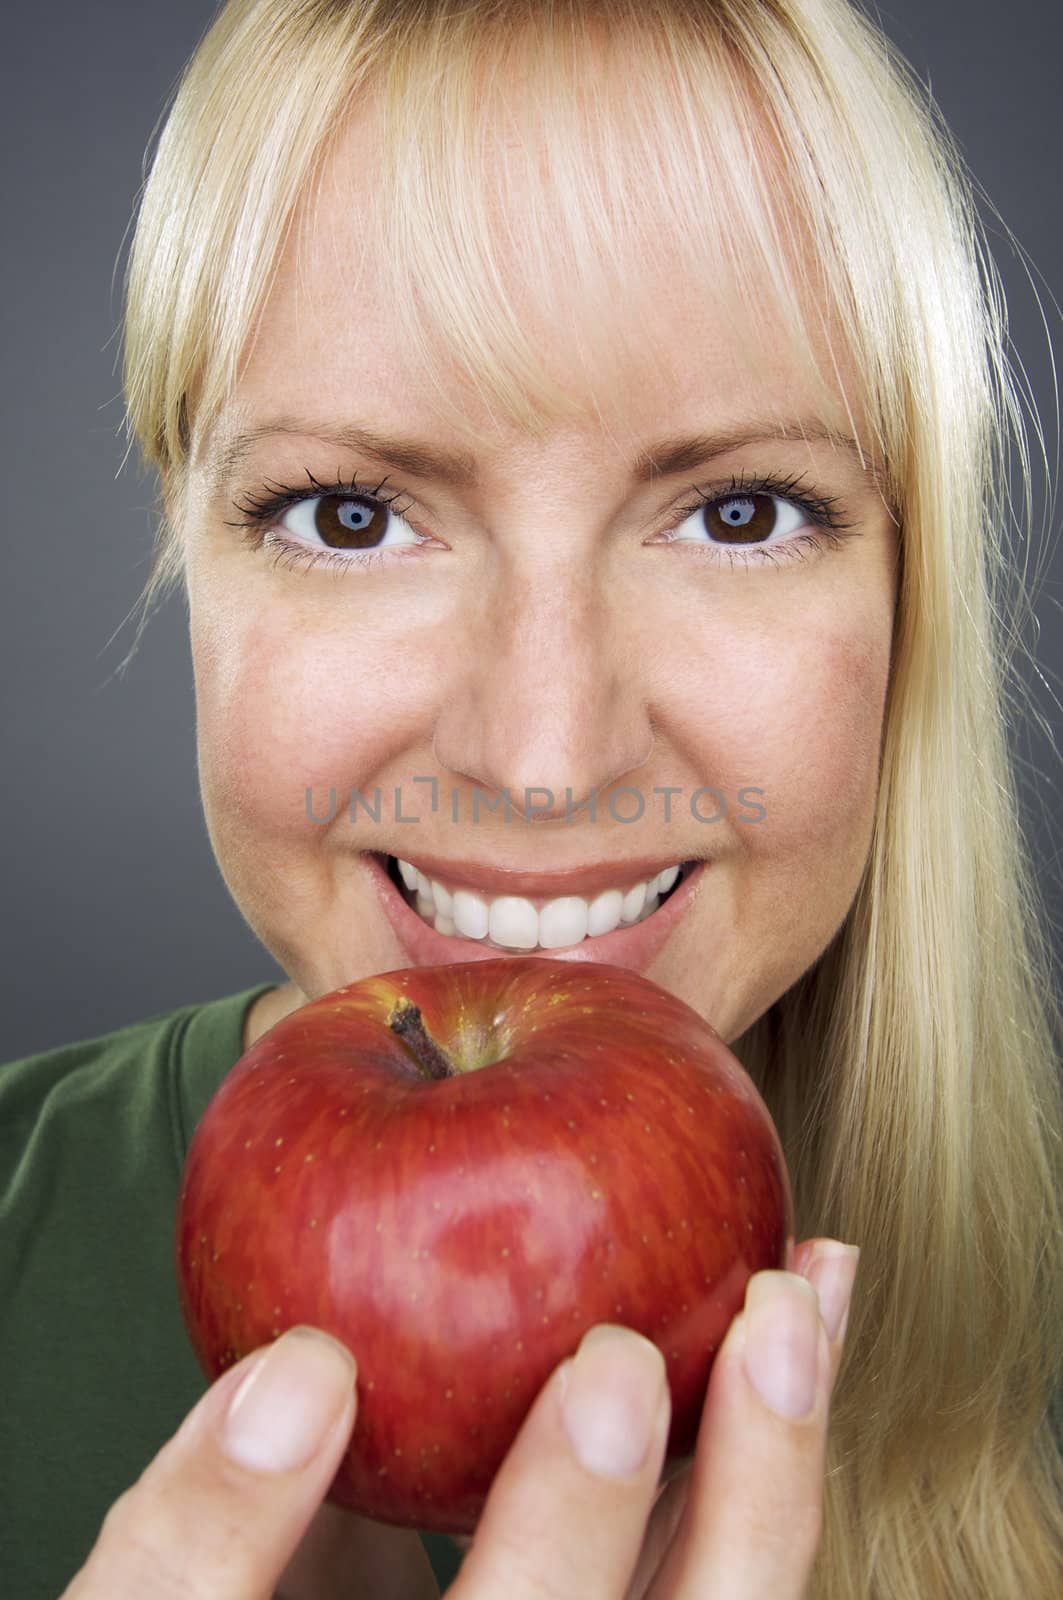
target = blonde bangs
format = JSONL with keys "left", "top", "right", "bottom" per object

{"left": 295, "top": 0, "right": 910, "bottom": 485}
{"left": 123, "top": 0, "right": 985, "bottom": 529}
{"left": 347, "top": 5, "right": 829, "bottom": 444}
{"left": 125, "top": 0, "right": 1011, "bottom": 644}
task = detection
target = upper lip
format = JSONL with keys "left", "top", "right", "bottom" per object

{"left": 373, "top": 851, "right": 697, "bottom": 899}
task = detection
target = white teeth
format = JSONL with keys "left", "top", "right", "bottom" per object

{"left": 488, "top": 897, "right": 539, "bottom": 950}
{"left": 657, "top": 864, "right": 681, "bottom": 895}
{"left": 431, "top": 880, "right": 453, "bottom": 917}
{"left": 620, "top": 880, "right": 647, "bottom": 924}
{"left": 392, "top": 857, "right": 688, "bottom": 950}
{"left": 451, "top": 889, "right": 489, "bottom": 940}
{"left": 586, "top": 887, "right": 623, "bottom": 936}
{"left": 538, "top": 896, "right": 589, "bottom": 949}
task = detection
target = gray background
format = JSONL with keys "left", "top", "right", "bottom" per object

{"left": 2, "top": 1, "right": 1060, "bottom": 1060}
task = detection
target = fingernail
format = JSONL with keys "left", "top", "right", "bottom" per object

{"left": 221, "top": 1326, "right": 357, "bottom": 1473}
{"left": 560, "top": 1325, "right": 667, "bottom": 1478}
{"left": 742, "top": 1272, "right": 821, "bottom": 1421}
{"left": 805, "top": 1243, "right": 860, "bottom": 1343}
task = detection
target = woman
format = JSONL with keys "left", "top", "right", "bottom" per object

{"left": 3, "top": 0, "right": 1061, "bottom": 1595}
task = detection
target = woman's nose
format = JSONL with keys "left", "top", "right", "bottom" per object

{"left": 429, "top": 560, "right": 657, "bottom": 820}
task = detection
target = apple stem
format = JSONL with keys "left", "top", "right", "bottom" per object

{"left": 389, "top": 1001, "right": 457, "bottom": 1080}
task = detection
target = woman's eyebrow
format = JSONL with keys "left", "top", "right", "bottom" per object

{"left": 205, "top": 414, "right": 885, "bottom": 496}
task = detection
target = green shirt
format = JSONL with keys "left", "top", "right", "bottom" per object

{"left": 0, "top": 983, "right": 465, "bottom": 1597}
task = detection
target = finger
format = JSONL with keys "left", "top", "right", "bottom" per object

{"left": 276, "top": 1501, "right": 440, "bottom": 1600}
{"left": 61, "top": 1326, "right": 357, "bottom": 1600}
{"left": 624, "top": 1466, "right": 692, "bottom": 1600}
{"left": 796, "top": 1239, "right": 860, "bottom": 1392}
{"left": 633, "top": 1241, "right": 853, "bottom": 1600}
{"left": 451, "top": 1325, "right": 671, "bottom": 1600}
{"left": 650, "top": 1248, "right": 859, "bottom": 1600}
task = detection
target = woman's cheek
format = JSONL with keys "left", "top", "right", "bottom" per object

{"left": 718, "top": 623, "right": 890, "bottom": 861}
{"left": 191, "top": 603, "right": 444, "bottom": 847}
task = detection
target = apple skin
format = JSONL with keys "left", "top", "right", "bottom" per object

{"left": 176, "top": 956, "right": 792, "bottom": 1534}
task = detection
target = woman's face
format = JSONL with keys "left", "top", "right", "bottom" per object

{"left": 177, "top": 107, "right": 899, "bottom": 1046}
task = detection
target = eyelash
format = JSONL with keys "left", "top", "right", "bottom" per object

{"left": 226, "top": 467, "right": 856, "bottom": 577}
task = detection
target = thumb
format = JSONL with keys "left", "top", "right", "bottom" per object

{"left": 62, "top": 1326, "right": 357, "bottom": 1599}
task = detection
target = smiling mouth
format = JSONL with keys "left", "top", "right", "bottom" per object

{"left": 382, "top": 852, "right": 698, "bottom": 953}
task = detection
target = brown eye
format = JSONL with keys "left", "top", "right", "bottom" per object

{"left": 281, "top": 492, "right": 422, "bottom": 554}
{"left": 312, "top": 494, "right": 390, "bottom": 549}
{"left": 708, "top": 494, "right": 778, "bottom": 543}
{"left": 674, "top": 491, "right": 807, "bottom": 549}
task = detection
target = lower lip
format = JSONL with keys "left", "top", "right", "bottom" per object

{"left": 365, "top": 853, "right": 708, "bottom": 974}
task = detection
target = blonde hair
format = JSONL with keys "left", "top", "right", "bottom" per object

{"left": 119, "top": 1, "right": 1063, "bottom": 1593}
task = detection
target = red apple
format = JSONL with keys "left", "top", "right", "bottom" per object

{"left": 175, "top": 957, "right": 792, "bottom": 1534}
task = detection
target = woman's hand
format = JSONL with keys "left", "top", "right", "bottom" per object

{"left": 449, "top": 1235, "right": 859, "bottom": 1600}
{"left": 61, "top": 1236, "right": 857, "bottom": 1598}
{"left": 613, "top": 1236, "right": 859, "bottom": 1599}
{"left": 59, "top": 1326, "right": 439, "bottom": 1600}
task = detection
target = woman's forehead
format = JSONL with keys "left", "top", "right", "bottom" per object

{"left": 242, "top": 181, "right": 863, "bottom": 458}
{"left": 220, "top": 60, "right": 875, "bottom": 471}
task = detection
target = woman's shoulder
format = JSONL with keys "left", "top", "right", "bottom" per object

{"left": 0, "top": 982, "right": 277, "bottom": 1191}
{"left": 0, "top": 984, "right": 274, "bottom": 1595}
